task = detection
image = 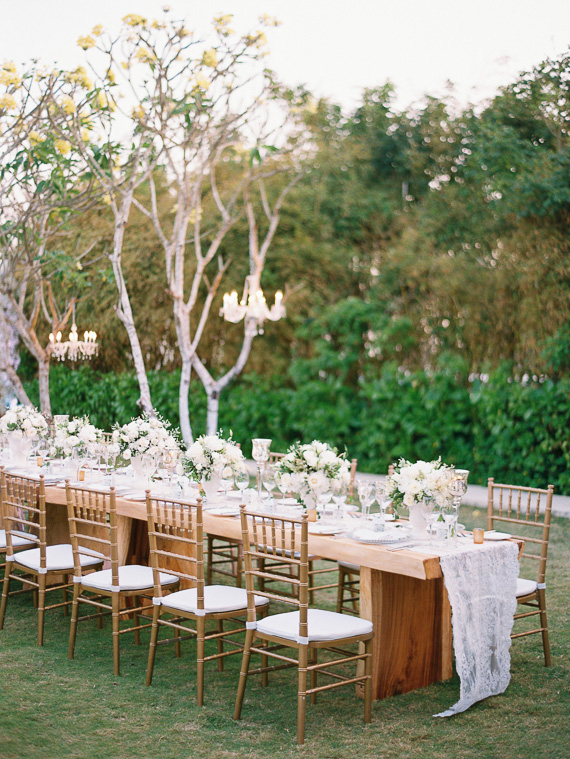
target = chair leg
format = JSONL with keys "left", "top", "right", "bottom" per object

{"left": 133, "top": 602, "right": 140, "bottom": 646}
{"left": 196, "top": 617, "right": 205, "bottom": 707}
{"left": 233, "top": 628, "right": 254, "bottom": 720}
{"left": 310, "top": 647, "right": 318, "bottom": 704}
{"left": 68, "top": 584, "right": 81, "bottom": 660}
{"left": 236, "top": 543, "right": 243, "bottom": 588}
{"left": 112, "top": 593, "right": 121, "bottom": 676}
{"left": 336, "top": 567, "right": 344, "bottom": 614}
{"left": 37, "top": 573, "right": 47, "bottom": 646}
{"left": 146, "top": 604, "right": 161, "bottom": 686}
{"left": 364, "top": 638, "right": 372, "bottom": 723}
{"left": 261, "top": 639, "right": 269, "bottom": 687}
{"left": 174, "top": 621, "right": 181, "bottom": 658}
{"left": 538, "top": 589, "right": 551, "bottom": 666}
{"left": 217, "top": 619, "right": 224, "bottom": 672}
{"left": 297, "top": 645, "right": 309, "bottom": 745}
{"left": 0, "top": 565, "right": 12, "bottom": 629}
{"left": 308, "top": 561, "right": 314, "bottom": 605}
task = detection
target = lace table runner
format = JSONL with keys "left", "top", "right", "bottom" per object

{"left": 417, "top": 540, "right": 520, "bottom": 717}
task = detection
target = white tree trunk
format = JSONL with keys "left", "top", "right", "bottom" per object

{"left": 0, "top": 306, "right": 32, "bottom": 406}
{"left": 37, "top": 356, "right": 52, "bottom": 417}
{"left": 206, "top": 386, "right": 220, "bottom": 435}
{"left": 179, "top": 358, "right": 193, "bottom": 445}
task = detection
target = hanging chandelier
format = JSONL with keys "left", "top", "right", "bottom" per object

{"left": 48, "top": 310, "right": 98, "bottom": 362}
{"left": 220, "top": 279, "right": 285, "bottom": 336}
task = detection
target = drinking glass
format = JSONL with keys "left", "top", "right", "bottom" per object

{"left": 252, "top": 438, "right": 271, "bottom": 501}
{"left": 235, "top": 467, "right": 250, "bottom": 502}
{"left": 357, "top": 481, "right": 375, "bottom": 520}
{"left": 261, "top": 466, "right": 276, "bottom": 500}
{"left": 331, "top": 479, "right": 347, "bottom": 521}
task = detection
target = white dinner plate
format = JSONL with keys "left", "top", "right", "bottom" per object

{"left": 484, "top": 531, "right": 512, "bottom": 540}
{"left": 351, "top": 526, "right": 411, "bottom": 544}
{"left": 308, "top": 523, "right": 339, "bottom": 535}
{"left": 205, "top": 506, "right": 241, "bottom": 517}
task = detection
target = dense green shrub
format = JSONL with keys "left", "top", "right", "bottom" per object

{"left": 24, "top": 363, "right": 570, "bottom": 492}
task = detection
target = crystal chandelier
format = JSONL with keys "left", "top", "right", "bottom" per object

{"left": 220, "top": 278, "right": 285, "bottom": 336}
{"left": 48, "top": 316, "right": 98, "bottom": 362}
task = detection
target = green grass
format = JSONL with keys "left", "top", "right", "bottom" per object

{"left": 1, "top": 508, "right": 569, "bottom": 759}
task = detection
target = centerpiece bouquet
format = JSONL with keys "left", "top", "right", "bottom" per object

{"left": 180, "top": 432, "right": 244, "bottom": 483}
{"left": 49, "top": 415, "right": 101, "bottom": 458}
{"left": 385, "top": 458, "right": 454, "bottom": 512}
{"left": 274, "top": 440, "right": 349, "bottom": 508}
{"left": 0, "top": 400, "right": 49, "bottom": 439}
{"left": 112, "top": 413, "right": 180, "bottom": 463}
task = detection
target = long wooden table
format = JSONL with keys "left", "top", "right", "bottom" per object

{"left": 42, "top": 485, "right": 452, "bottom": 701}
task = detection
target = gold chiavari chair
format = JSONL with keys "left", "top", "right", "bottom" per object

{"left": 0, "top": 470, "right": 102, "bottom": 645}
{"left": 145, "top": 495, "right": 269, "bottom": 705}
{"left": 233, "top": 506, "right": 373, "bottom": 745}
{"left": 487, "top": 478, "right": 554, "bottom": 665}
{"left": 66, "top": 483, "right": 178, "bottom": 675}
{"left": 0, "top": 467, "right": 35, "bottom": 580}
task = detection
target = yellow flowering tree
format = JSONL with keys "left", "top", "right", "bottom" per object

{"left": 52, "top": 10, "right": 303, "bottom": 441}
{"left": 0, "top": 63, "right": 103, "bottom": 414}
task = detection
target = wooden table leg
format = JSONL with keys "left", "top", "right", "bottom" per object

{"left": 359, "top": 566, "right": 452, "bottom": 700}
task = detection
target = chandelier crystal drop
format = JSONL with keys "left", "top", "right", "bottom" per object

{"left": 48, "top": 312, "right": 98, "bottom": 362}
{"left": 220, "top": 279, "right": 285, "bottom": 336}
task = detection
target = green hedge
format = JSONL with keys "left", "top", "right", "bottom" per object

{"left": 24, "top": 364, "right": 570, "bottom": 492}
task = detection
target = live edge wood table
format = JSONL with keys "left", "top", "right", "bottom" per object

{"left": 43, "top": 486, "right": 451, "bottom": 702}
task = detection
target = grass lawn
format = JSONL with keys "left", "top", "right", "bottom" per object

{"left": 0, "top": 506, "right": 568, "bottom": 759}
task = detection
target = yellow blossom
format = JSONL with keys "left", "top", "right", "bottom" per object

{"left": 176, "top": 26, "right": 190, "bottom": 38}
{"left": 76, "top": 261, "right": 83, "bottom": 270}
{"left": 188, "top": 207, "right": 202, "bottom": 225}
{"left": 0, "top": 94, "right": 16, "bottom": 111}
{"left": 194, "top": 74, "right": 210, "bottom": 91}
{"left": 213, "top": 14, "right": 234, "bottom": 36}
{"left": 91, "top": 24, "right": 104, "bottom": 36}
{"left": 245, "top": 31, "right": 268, "bottom": 49}
{"left": 122, "top": 13, "right": 147, "bottom": 27}
{"left": 66, "top": 66, "right": 93, "bottom": 90}
{"left": 152, "top": 19, "right": 166, "bottom": 30}
{"left": 121, "top": 61, "right": 130, "bottom": 70}
{"left": 77, "top": 35, "right": 96, "bottom": 50}
{"left": 201, "top": 48, "right": 218, "bottom": 68}
{"left": 106, "top": 69, "right": 116, "bottom": 84}
{"left": 54, "top": 139, "right": 71, "bottom": 156}
{"left": 95, "top": 91, "right": 116, "bottom": 111}
{"left": 135, "top": 47, "right": 156, "bottom": 64}
{"left": 80, "top": 128, "right": 91, "bottom": 142}
{"left": 0, "top": 62, "right": 21, "bottom": 87}
{"left": 60, "top": 95, "right": 76, "bottom": 115}
{"left": 258, "top": 14, "right": 281, "bottom": 27}
{"left": 131, "top": 105, "right": 145, "bottom": 121}
{"left": 29, "top": 130, "right": 45, "bottom": 145}
{"left": 102, "top": 193, "right": 112, "bottom": 205}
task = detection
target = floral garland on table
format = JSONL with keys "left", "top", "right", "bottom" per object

{"left": 180, "top": 432, "right": 244, "bottom": 482}
{"left": 49, "top": 416, "right": 102, "bottom": 458}
{"left": 274, "top": 440, "right": 349, "bottom": 505}
{"left": 385, "top": 458, "right": 454, "bottom": 515}
{"left": 0, "top": 400, "right": 48, "bottom": 439}
{"left": 112, "top": 413, "right": 180, "bottom": 462}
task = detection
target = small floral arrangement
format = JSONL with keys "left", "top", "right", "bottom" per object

{"left": 0, "top": 400, "right": 49, "bottom": 439}
{"left": 274, "top": 440, "right": 349, "bottom": 501}
{"left": 112, "top": 412, "right": 180, "bottom": 462}
{"left": 49, "top": 416, "right": 101, "bottom": 458}
{"left": 180, "top": 432, "right": 244, "bottom": 482}
{"left": 385, "top": 458, "right": 454, "bottom": 513}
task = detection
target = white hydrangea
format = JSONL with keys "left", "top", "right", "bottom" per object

{"left": 0, "top": 401, "right": 48, "bottom": 439}
{"left": 180, "top": 432, "right": 244, "bottom": 482}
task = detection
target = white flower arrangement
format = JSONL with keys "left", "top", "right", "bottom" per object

{"left": 385, "top": 458, "right": 454, "bottom": 512}
{"left": 0, "top": 400, "right": 48, "bottom": 439}
{"left": 112, "top": 413, "right": 180, "bottom": 462}
{"left": 49, "top": 416, "right": 102, "bottom": 458}
{"left": 274, "top": 440, "right": 349, "bottom": 501}
{"left": 180, "top": 432, "right": 244, "bottom": 482}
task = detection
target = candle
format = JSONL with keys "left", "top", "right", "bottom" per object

{"left": 473, "top": 528, "right": 484, "bottom": 544}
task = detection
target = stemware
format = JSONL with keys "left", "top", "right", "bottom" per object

{"left": 357, "top": 481, "right": 375, "bottom": 520}
{"left": 261, "top": 465, "right": 276, "bottom": 501}
{"left": 331, "top": 478, "right": 347, "bottom": 521}
{"left": 235, "top": 467, "right": 250, "bottom": 502}
{"left": 251, "top": 438, "right": 271, "bottom": 501}
{"left": 220, "top": 466, "right": 234, "bottom": 502}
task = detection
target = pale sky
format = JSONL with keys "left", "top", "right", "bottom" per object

{"left": 1, "top": 0, "right": 569, "bottom": 111}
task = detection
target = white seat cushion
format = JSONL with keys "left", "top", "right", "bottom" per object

{"left": 160, "top": 584, "right": 269, "bottom": 615}
{"left": 338, "top": 561, "right": 360, "bottom": 573}
{"left": 516, "top": 578, "right": 538, "bottom": 597}
{"left": 257, "top": 608, "right": 373, "bottom": 643}
{"left": 12, "top": 544, "right": 101, "bottom": 573}
{"left": 0, "top": 530, "right": 35, "bottom": 549}
{"left": 81, "top": 564, "right": 178, "bottom": 593}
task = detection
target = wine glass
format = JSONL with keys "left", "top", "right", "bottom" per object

{"left": 220, "top": 466, "right": 234, "bottom": 502}
{"left": 252, "top": 438, "right": 271, "bottom": 501}
{"left": 331, "top": 478, "right": 347, "bottom": 521}
{"left": 235, "top": 466, "right": 250, "bottom": 502}
{"left": 261, "top": 465, "right": 276, "bottom": 499}
{"left": 357, "top": 481, "right": 374, "bottom": 520}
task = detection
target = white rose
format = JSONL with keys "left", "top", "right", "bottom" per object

{"left": 403, "top": 492, "right": 415, "bottom": 508}
{"left": 303, "top": 450, "right": 318, "bottom": 468}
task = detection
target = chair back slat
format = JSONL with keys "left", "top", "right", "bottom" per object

{"left": 1, "top": 469, "right": 45, "bottom": 559}
{"left": 240, "top": 506, "right": 308, "bottom": 633}
{"left": 348, "top": 458, "right": 358, "bottom": 499}
{"left": 145, "top": 495, "right": 203, "bottom": 599}
{"left": 487, "top": 478, "right": 553, "bottom": 583}
{"left": 66, "top": 483, "right": 118, "bottom": 581}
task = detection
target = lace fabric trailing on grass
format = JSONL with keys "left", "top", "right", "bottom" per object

{"left": 434, "top": 540, "right": 520, "bottom": 717}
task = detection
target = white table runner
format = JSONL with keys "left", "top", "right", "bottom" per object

{"left": 417, "top": 539, "right": 520, "bottom": 716}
